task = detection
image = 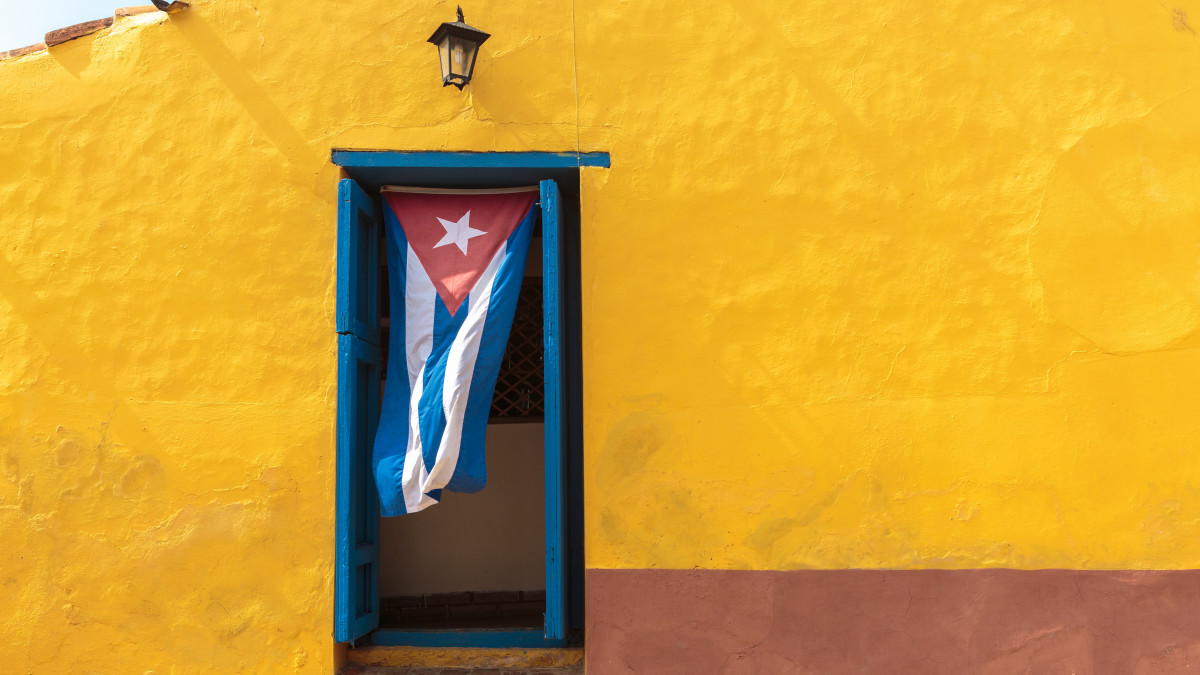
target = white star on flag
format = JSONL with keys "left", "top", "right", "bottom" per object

{"left": 433, "top": 211, "right": 487, "bottom": 255}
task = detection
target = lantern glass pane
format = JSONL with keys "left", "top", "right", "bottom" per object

{"left": 450, "top": 36, "right": 471, "bottom": 76}
{"left": 437, "top": 36, "right": 451, "bottom": 80}
{"left": 464, "top": 38, "right": 479, "bottom": 77}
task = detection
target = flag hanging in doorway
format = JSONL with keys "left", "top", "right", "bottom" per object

{"left": 374, "top": 186, "right": 537, "bottom": 516}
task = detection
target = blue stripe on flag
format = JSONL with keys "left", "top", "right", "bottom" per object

{"left": 375, "top": 204, "right": 412, "bottom": 516}
{"left": 418, "top": 301, "right": 466, "bottom": 473}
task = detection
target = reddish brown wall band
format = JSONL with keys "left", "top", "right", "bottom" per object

{"left": 586, "top": 569, "right": 1200, "bottom": 674}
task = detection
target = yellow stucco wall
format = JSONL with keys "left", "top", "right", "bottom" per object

{"left": 578, "top": 0, "right": 1200, "bottom": 572}
{"left": 3, "top": 0, "right": 1200, "bottom": 671}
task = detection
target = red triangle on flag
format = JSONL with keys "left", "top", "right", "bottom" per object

{"left": 383, "top": 188, "right": 537, "bottom": 316}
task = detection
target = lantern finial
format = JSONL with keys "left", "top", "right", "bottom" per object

{"left": 457, "top": 6, "right": 464, "bottom": 22}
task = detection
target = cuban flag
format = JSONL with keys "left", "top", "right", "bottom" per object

{"left": 374, "top": 186, "right": 537, "bottom": 516}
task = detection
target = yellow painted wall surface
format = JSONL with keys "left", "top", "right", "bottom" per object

{"left": 2, "top": 0, "right": 1200, "bottom": 671}
{"left": 576, "top": 1, "right": 1200, "bottom": 572}
{"left": 0, "top": 2, "right": 577, "bottom": 671}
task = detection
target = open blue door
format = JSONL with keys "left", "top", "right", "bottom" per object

{"left": 540, "top": 179, "right": 568, "bottom": 641}
{"left": 335, "top": 178, "right": 382, "bottom": 643}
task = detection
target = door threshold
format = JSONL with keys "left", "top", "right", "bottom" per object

{"left": 345, "top": 644, "right": 582, "bottom": 669}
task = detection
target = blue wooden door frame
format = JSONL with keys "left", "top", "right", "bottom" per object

{"left": 332, "top": 151, "right": 608, "bottom": 649}
{"left": 540, "top": 178, "right": 567, "bottom": 641}
{"left": 334, "top": 179, "right": 382, "bottom": 644}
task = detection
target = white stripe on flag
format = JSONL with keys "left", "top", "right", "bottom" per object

{"left": 402, "top": 245, "right": 438, "bottom": 513}
{"left": 424, "top": 241, "right": 508, "bottom": 493}
{"left": 402, "top": 362, "right": 436, "bottom": 512}
{"left": 405, "top": 244, "right": 436, "bottom": 390}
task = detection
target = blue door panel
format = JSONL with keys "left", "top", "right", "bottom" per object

{"left": 337, "top": 178, "right": 382, "bottom": 346}
{"left": 540, "top": 179, "right": 568, "bottom": 641}
{"left": 335, "top": 176, "right": 382, "bottom": 643}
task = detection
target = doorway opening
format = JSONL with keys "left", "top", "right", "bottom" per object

{"left": 332, "top": 151, "right": 609, "bottom": 648}
{"left": 377, "top": 229, "right": 547, "bottom": 631}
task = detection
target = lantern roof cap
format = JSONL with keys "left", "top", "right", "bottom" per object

{"left": 427, "top": 7, "right": 491, "bottom": 45}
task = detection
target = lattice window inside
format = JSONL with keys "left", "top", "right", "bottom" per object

{"left": 489, "top": 277, "right": 544, "bottom": 422}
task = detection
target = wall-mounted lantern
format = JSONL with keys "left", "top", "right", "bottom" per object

{"left": 428, "top": 7, "right": 490, "bottom": 89}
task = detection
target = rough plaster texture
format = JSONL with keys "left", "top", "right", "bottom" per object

{"left": 0, "top": 1, "right": 580, "bottom": 671}
{"left": 2, "top": 0, "right": 1200, "bottom": 671}
{"left": 587, "top": 568, "right": 1200, "bottom": 674}
{"left": 576, "top": 1, "right": 1200, "bottom": 571}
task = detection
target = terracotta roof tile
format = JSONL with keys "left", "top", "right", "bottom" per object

{"left": 0, "top": 42, "right": 47, "bottom": 60}
{"left": 3, "top": 4, "right": 180, "bottom": 61}
{"left": 45, "top": 17, "right": 115, "bottom": 48}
